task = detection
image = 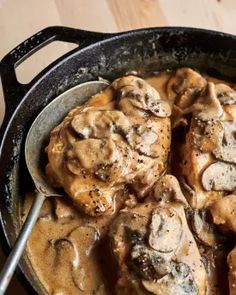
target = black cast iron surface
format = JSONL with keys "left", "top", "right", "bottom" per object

{"left": 0, "top": 26, "right": 236, "bottom": 294}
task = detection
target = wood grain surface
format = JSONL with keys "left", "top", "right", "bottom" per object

{"left": 0, "top": 0, "right": 235, "bottom": 294}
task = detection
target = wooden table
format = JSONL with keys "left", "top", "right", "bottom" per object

{"left": 0, "top": 0, "right": 235, "bottom": 293}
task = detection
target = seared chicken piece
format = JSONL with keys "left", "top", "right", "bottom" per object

{"left": 228, "top": 247, "right": 236, "bottom": 295}
{"left": 177, "top": 82, "right": 236, "bottom": 209}
{"left": 177, "top": 83, "right": 236, "bottom": 294}
{"left": 46, "top": 76, "right": 171, "bottom": 216}
{"left": 110, "top": 198, "right": 207, "bottom": 294}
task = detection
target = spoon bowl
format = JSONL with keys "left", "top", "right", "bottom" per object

{"left": 0, "top": 80, "right": 108, "bottom": 294}
{"left": 25, "top": 80, "right": 109, "bottom": 196}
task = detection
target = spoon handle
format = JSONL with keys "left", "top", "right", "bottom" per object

{"left": 0, "top": 191, "right": 45, "bottom": 294}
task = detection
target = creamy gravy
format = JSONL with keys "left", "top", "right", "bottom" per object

{"left": 24, "top": 194, "right": 122, "bottom": 295}
{"left": 24, "top": 70, "right": 235, "bottom": 295}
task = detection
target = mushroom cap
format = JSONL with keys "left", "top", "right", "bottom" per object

{"left": 142, "top": 262, "right": 198, "bottom": 295}
{"left": 126, "top": 123, "right": 158, "bottom": 157}
{"left": 192, "top": 119, "right": 223, "bottom": 153}
{"left": 109, "top": 209, "right": 150, "bottom": 264}
{"left": 184, "top": 82, "right": 223, "bottom": 121}
{"left": 213, "top": 121, "right": 236, "bottom": 164}
{"left": 47, "top": 225, "right": 100, "bottom": 292}
{"left": 202, "top": 161, "right": 236, "bottom": 192}
{"left": 153, "top": 175, "right": 189, "bottom": 207}
{"left": 148, "top": 208, "right": 183, "bottom": 253}
{"left": 115, "top": 75, "right": 171, "bottom": 118}
{"left": 71, "top": 109, "right": 131, "bottom": 139}
{"left": 130, "top": 244, "right": 172, "bottom": 280}
{"left": 167, "top": 68, "right": 206, "bottom": 103}
{"left": 215, "top": 83, "right": 236, "bottom": 105}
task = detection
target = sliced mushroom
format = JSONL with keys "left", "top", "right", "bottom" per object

{"left": 72, "top": 267, "right": 86, "bottom": 292}
{"left": 223, "top": 121, "right": 236, "bottom": 144}
{"left": 69, "top": 225, "right": 100, "bottom": 256}
{"left": 114, "top": 75, "right": 171, "bottom": 118}
{"left": 130, "top": 244, "right": 172, "bottom": 280}
{"left": 191, "top": 210, "right": 218, "bottom": 247}
{"left": 50, "top": 238, "right": 79, "bottom": 269}
{"left": 69, "top": 226, "right": 100, "bottom": 291}
{"left": 175, "top": 88, "right": 200, "bottom": 109}
{"left": 50, "top": 225, "right": 99, "bottom": 274}
{"left": 67, "top": 138, "right": 132, "bottom": 181}
{"left": 148, "top": 99, "right": 171, "bottom": 118}
{"left": 112, "top": 75, "right": 145, "bottom": 91}
{"left": 67, "top": 138, "right": 116, "bottom": 172}
{"left": 192, "top": 119, "right": 223, "bottom": 153}
{"left": 215, "top": 83, "right": 236, "bottom": 105}
{"left": 153, "top": 175, "right": 189, "bottom": 207}
{"left": 142, "top": 262, "right": 198, "bottom": 295}
{"left": 119, "top": 90, "right": 171, "bottom": 118}
{"left": 191, "top": 119, "right": 236, "bottom": 164}
{"left": 167, "top": 67, "right": 206, "bottom": 103}
{"left": 213, "top": 121, "right": 236, "bottom": 164}
{"left": 110, "top": 210, "right": 149, "bottom": 264}
{"left": 148, "top": 208, "right": 183, "bottom": 253}
{"left": 118, "top": 97, "right": 147, "bottom": 117}
{"left": 71, "top": 110, "right": 131, "bottom": 139}
{"left": 209, "top": 194, "right": 236, "bottom": 233}
{"left": 202, "top": 161, "right": 236, "bottom": 191}
{"left": 126, "top": 124, "right": 158, "bottom": 157}
{"left": 184, "top": 82, "right": 223, "bottom": 121}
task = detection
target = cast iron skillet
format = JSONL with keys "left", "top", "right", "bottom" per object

{"left": 0, "top": 26, "right": 236, "bottom": 294}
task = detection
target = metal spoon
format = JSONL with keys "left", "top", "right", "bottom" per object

{"left": 0, "top": 80, "right": 108, "bottom": 294}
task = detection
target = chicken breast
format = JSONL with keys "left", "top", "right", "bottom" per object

{"left": 177, "top": 81, "right": 236, "bottom": 209}
{"left": 109, "top": 199, "right": 207, "bottom": 295}
{"left": 45, "top": 76, "right": 171, "bottom": 216}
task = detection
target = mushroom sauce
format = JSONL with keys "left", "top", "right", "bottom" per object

{"left": 24, "top": 69, "right": 236, "bottom": 295}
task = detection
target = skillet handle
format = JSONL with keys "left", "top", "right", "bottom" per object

{"left": 0, "top": 26, "right": 112, "bottom": 130}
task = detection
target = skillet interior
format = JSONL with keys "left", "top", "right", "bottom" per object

{"left": 0, "top": 27, "right": 236, "bottom": 294}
